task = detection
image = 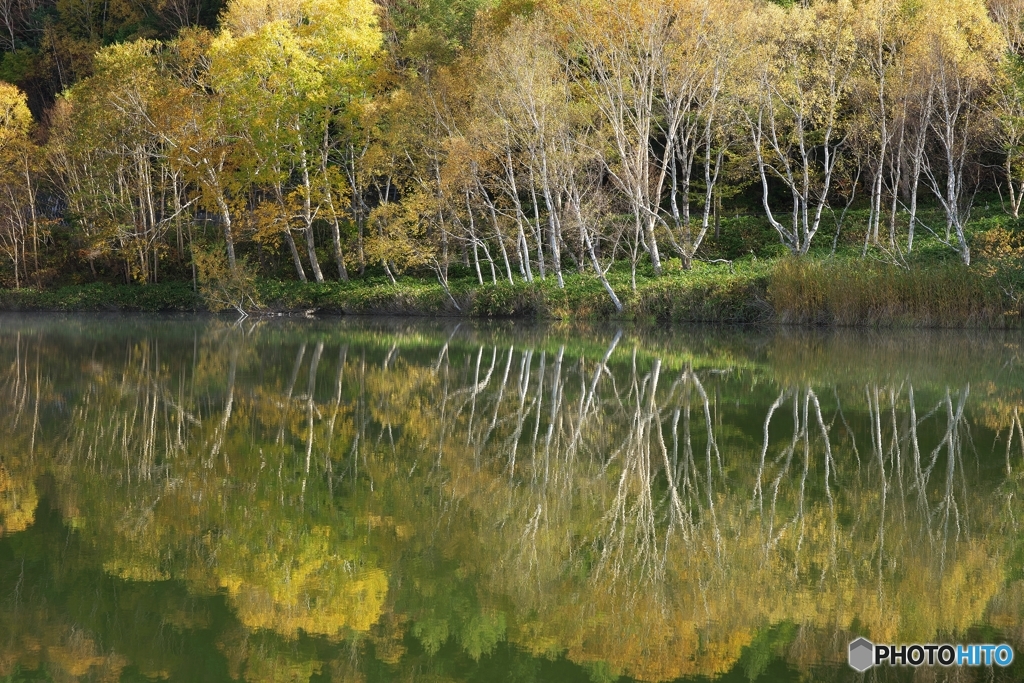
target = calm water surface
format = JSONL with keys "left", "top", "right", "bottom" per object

{"left": 2, "top": 315, "right": 1024, "bottom": 682}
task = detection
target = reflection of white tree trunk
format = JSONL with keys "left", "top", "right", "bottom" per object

{"left": 1002, "top": 406, "right": 1024, "bottom": 475}
{"left": 277, "top": 344, "right": 306, "bottom": 445}
{"left": 755, "top": 391, "right": 786, "bottom": 514}
{"left": 754, "top": 387, "right": 840, "bottom": 574}
{"left": 323, "top": 345, "right": 347, "bottom": 497}
{"left": 505, "top": 349, "right": 534, "bottom": 478}
{"left": 542, "top": 346, "right": 564, "bottom": 488}
{"left": 210, "top": 345, "right": 238, "bottom": 470}
{"left": 301, "top": 341, "right": 324, "bottom": 505}
{"left": 568, "top": 331, "right": 622, "bottom": 459}
{"left": 599, "top": 359, "right": 662, "bottom": 581}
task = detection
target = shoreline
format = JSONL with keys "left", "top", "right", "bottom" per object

{"left": 1, "top": 258, "right": 1020, "bottom": 329}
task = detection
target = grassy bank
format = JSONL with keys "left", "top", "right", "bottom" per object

{"left": 0, "top": 281, "right": 202, "bottom": 312}
{"left": 2, "top": 254, "right": 1021, "bottom": 328}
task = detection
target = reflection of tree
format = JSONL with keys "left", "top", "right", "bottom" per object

{"left": 1, "top": 320, "right": 1023, "bottom": 682}
{"left": 0, "top": 322, "right": 393, "bottom": 683}
{"left": 0, "top": 460, "right": 35, "bottom": 535}
{"left": 372, "top": 337, "right": 1017, "bottom": 680}
{"left": 0, "top": 330, "right": 41, "bottom": 537}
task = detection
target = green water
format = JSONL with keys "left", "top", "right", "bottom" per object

{"left": 2, "top": 315, "right": 1024, "bottom": 683}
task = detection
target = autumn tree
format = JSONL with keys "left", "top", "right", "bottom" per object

{"left": 916, "top": 0, "right": 1001, "bottom": 264}
{"left": 557, "top": 0, "right": 675, "bottom": 277}
{"left": 655, "top": 0, "right": 740, "bottom": 270}
{"left": 210, "top": 0, "right": 382, "bottom": 282}
{"left": 739, "top": 0, "right": 857, "bottom": 257}
{"left": 852, "top": 0, "right": 920, "bottom": 250}
{"left": 477, "top": 15, "right": 630, "bottom": 307}
{"left": 0, "top": 81, "right": 38, "bottom": 288}
{"left": 988, "top": 0, "right": 1024, "bottom": 217}
{"left": 47, "top": 40, "right": 195, "bottom": 283}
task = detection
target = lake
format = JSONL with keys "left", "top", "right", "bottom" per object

{"left": 1, "top": 315, "right": 1023, "bottom": 682}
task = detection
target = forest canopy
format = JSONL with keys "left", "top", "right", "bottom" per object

{"left": 2, "top": 0, "right": 1024, "bottom": 311}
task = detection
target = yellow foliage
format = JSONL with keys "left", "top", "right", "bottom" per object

{"left": 217, "top": 525, "right": 389, "bottom": 638}
{"left": 219, "top": 0, "right": 381, "bottom": 78}
{"left": 975, "top": 225, "right": 1024, "bottom": 272}
{"left": 365, "top": 198, "right": 435, "bottom": 274}
{"left": 0, "top": 82, "right": 32, "bottom": 149}
{"left": 0, "top": 463, "right": 37, "bottom": 535}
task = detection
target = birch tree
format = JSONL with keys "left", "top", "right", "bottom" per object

{"left": 741, "top": 0, "right": 857, "bottom": 256}
{"left": 853, "top": 0, "right": 919, "bottom": 249}
{"left": 917, "top": 0, "right": 1000, "bottom": 264}
{"left": 988, "top": 0, "right": 1024, "bottom": 217}
{"left": 477, "top": 16, "right": 569, "bottom": 288}
{"left": 48, "top": 40, "right": 191, "bottom": 283}
{"left": 559, "top": 0, "right": 674, "bottom": 276}
{"left": 656, "top": 0, "right": 740, "bottom": 269}
{"left": 0, "top": 82, "right": 36, "bottom": 288}
{"left": 211, "top": 0, "right": 382, "bottom": 281}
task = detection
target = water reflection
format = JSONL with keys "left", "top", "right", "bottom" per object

{"left": 1, "top": 316, "right": 1023, "bottom": 682}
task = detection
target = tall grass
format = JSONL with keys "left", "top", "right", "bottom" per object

{"left": 767, "top": 258, "right": 1015, "bottom": 328}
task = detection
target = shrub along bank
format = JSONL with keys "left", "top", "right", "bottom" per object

{"left": 2, "top": 255, "right": 1022, "bottom": 328}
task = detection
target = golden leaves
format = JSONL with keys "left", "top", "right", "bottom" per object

{"left": 0, "top": 462, "right": 36, "bottom": 535}
{"left": 216, "top": 524, "right": 389, "bottom": 638}
{"left": 0, "top": 82, "right": 31, "bottom": 148}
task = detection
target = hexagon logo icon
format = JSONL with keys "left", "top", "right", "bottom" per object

{"left": 849, "top": 637, "right": 874, "bottom": 672}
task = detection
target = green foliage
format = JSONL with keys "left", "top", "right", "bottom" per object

{"left": 0, "top": 50, "right": 34, "bottom": 84}
{"left": 0, "top": 281, "right": 200, "bottom": 310}
{"left": 256, "top": 277, "right": 468, "bottom": 315}
{"left": 628, "top": 260, "right": 774, "bottom": 323}
{"left": 739, "top": 622, "right": 798, "bottom": 681}
{"left": 973, "top": 217, "right": 1024, "bottom": 302}
{"left": 700, "top": 215, "right": 782, "bottom": 261}
{"left": 412, "top": 617, "right": 450, "bottom": 655}
{"left": 471, "top": 280, "right": 544, "bottom": 317}
{"left": 386, "top": 0, "right": 496, "bottom": 57}
{"left": 458, "top": 610, "right": 506, "bottom": 661}
{"left": 5, "top": 251, "right": 1024, "bottom": 327}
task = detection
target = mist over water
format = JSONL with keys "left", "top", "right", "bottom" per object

{"left": 2, "top": 315, "right": 1024, "bottom": 682}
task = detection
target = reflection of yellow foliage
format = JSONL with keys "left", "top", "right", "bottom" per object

{"left": 227, "top": 567, "right": 387, "bottom": 638}
{"left": 0, "top": 464, "right": 37, "bottom": 535}
{"left": 220, "top": 574, "right": 245, "bottom": 594}
{"left": 459, "top": 379, "right": 1014, "bottom": 682}
{"left": 572, "top": 616, "right": 748, "bottom": 682}
{"left": 16, "top": 325, "right": 1024, "bottom": 682}
{"left": 100, "top": 503, "right": 173, "bottom": 581}
{"left": 218, "top": 525, "right": 388, "bottom": 639}
{"left": 512, "top": 583, "right": 752, "bottom": 682}
{"left": 48, "top": 646, "right": 107, "bottom": 677}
